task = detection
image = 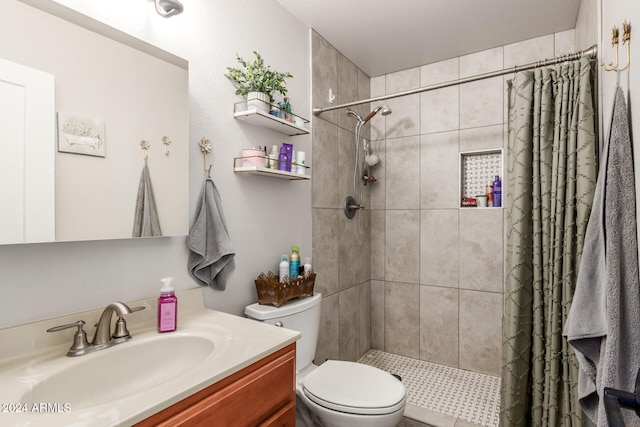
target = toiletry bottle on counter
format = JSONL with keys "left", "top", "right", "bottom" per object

{"left": 279, "top": 255, "right": 289, "bottom": 282}
{"left": 158, "top": 277, "right": 177, "bottom": 333}
{"left": 303, "top": 257, "right": 312, "bottom": 275}
{"left": 493, "top": 175, "right": 502, "bottom": 207}
{"left": 290, "top": 246, "right": 300, "bottom": 279}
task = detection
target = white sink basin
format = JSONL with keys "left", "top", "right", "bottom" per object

{"left": 22, "top": 333, "right": 216, "bottom": 409}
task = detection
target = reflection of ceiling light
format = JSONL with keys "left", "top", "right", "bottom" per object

{"left": 155, "top": 0, "right": 183, "bottom": 18}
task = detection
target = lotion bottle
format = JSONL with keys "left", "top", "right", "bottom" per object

{"left": 158, "top": 277, "right": 177, "bottom": 333}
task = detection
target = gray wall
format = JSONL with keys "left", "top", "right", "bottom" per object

{"left": 0, "top": 0, "right": 312, "bottom": 328}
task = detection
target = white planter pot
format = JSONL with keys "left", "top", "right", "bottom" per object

{"left": 247, "top": 91, "right": 270, "bottom": 113}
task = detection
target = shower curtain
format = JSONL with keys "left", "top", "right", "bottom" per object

{"left": 500, "top": 56, "right": 598, "bottom": 426}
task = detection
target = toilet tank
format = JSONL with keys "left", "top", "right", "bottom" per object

{"left": 245, "top": 293, "right": 322, "bottom": 372}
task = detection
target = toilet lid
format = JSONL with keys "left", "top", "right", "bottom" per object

{"left": 302, "top": 360, "right": 406, "bottom": 415}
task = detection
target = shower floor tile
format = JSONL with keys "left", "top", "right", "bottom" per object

{"left": 357, "top": 350, "right": 500, "bottom": 427}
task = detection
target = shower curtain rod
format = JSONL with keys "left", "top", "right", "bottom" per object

{"left": 312, "top": 44, "right": 598, "bottom": 116}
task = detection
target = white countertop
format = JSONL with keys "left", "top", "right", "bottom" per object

{"left": 0, "top": 288, "right": 300, "bottom": 426}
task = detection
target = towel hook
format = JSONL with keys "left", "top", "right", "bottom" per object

{"left": 140, "top": 139, "right": 150, "bottom": 164}
{"left": 162, "top": 136, "right": 171, "bottom": 156}
{"left": 602, "top": 21, "right": 631, "bottom": 72}
{"left": 199, "top": 137, "right": 213, "bottom": 173}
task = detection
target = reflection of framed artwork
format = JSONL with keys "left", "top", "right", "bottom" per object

{"left": 57, "top": 113, "right": 105, "bottom": 157}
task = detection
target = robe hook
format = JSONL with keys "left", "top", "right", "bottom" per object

{"left": 602, "top": 20, "right": 631, "bottom": 72}
{"left": 140, "top": 139, "right": 150, "bottom": 163}
{"left": 162, "top": 136, "right": 171, "bottom": 156}
{"left": 199, "top": 137, "right": 213, "bottom": 171}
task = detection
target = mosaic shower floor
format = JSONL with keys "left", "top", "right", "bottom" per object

{"left": 357, "top": 350, "right": 500, "bottom": 427}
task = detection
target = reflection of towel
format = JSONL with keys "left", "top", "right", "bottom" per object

{"left": 188, "top": 176, "right": 235, "bottom": 290}
{"left": 564, "top": 86, "right": 640, "bottom": 427}
{"left": 132, "top": 164, "right": 162, "bottom": 237}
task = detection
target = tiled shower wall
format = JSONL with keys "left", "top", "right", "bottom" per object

{"left": 311, "top": 30, "right": 373, "bottom": 364}
{"left": 311, "top": 29, "right": 576, "bottom": 376}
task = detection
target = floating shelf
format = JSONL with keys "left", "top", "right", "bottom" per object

{"left": 233, "top": 156, "right": 310, "bottom": 180}
{"left": 233, "top": 101, "right": 310, "bottom": 136}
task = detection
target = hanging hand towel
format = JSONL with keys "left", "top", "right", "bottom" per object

{"left": 132, "top": 164, "right": 162, "bottom": 237}
{"left": 187, "top": 176, "right": 235, "bottom": 290}
{"left": 564, "top": 86, "right": 640, "bottom": 427}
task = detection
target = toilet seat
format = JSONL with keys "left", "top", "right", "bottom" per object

{"left": 302, "top": 360, "right": 406, "bottom": 416}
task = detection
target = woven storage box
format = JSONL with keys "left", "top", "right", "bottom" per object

{"left": 254, "top": 271, "right": 316, "bottom": 307}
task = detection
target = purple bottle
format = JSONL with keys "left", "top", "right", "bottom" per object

{"left": 493, "top": 175, "right": 502, "bottom": 207}
{"left": 278, "top": 147, "right": 291, "bottom": 172}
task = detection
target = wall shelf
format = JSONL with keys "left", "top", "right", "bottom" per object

{"left": 233, "top": 101, "right": 310, "bottom": 136}
{"left": 233, "top": 157, "right": 310, "bottom": 180}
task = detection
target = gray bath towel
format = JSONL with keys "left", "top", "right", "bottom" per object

{"left": 187, "top": 176, "right": 235, "bottom": 290}
{"left": 564, "top": 86, "right": 640, "bottom": 427}
{"left": 132, "top": 164, "right": 162, "bottom": 237}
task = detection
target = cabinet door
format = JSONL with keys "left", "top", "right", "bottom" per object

{"left": 137, "top": 343, "right": 296, "bottom": 427}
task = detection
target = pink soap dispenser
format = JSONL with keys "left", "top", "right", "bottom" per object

{"left": 158, "top": 277, "right": 177, "bottom": 333}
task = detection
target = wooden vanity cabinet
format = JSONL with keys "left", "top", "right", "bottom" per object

{"left": 136, "top": 343, "right": 296, "bottom": 427}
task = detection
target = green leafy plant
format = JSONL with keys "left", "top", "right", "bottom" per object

{"left": 225, "top": 51, "right": 293, "bottom": 103}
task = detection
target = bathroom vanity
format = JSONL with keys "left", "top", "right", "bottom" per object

{"left": 136, "top": 343, "right": 296, "bottom": 426}
{"left": 0, "top": 288, "right": 299, "bottom": 426}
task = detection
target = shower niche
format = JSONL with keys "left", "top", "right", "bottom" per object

{"left": 460, "top": 149, "right": 503, "bottom": 208}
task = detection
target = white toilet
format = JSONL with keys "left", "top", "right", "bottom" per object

{"left": 245, "top": 293, "right": 406, "bottom": 427}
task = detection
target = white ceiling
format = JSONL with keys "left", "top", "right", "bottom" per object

{"left": 276, "top": 0, "right": 582, "bottom": 77}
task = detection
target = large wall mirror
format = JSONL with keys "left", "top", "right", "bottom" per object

{"left": 0, "top": 0, "right": 189, "bottom": 244}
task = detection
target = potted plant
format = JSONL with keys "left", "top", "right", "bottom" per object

{"left": 226, "top": 51, "right": 293, "bottom": 113}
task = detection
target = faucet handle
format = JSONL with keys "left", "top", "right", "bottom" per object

{"left": 112, "top": 306, "right": 145, "bottom": 340}
{"left": 47, "top": 320, "right": 91, "bottom": 357}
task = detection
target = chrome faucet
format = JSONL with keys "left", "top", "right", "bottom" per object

{"left": 47, "top": 302, "right": 144, "bottom": 357}
{"left": 93, "top": 302, "right": 134, "bottom": 347}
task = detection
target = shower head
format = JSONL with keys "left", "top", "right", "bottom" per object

{"left": 362, "top": 104, "right": 392, "bottom": 124}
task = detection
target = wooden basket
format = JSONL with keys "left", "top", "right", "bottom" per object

{"left": 254, "top": 271, "right": 316, "bottom": 307}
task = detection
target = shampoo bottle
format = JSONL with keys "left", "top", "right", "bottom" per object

{"left": 493, "top": 175, "right": 502, "bottom": 207}
{"left": 279, "top": 255, "right": 289, "bottom": 282}
{"left": 158, "top": 277, "right": 177, "bottom": 333}
{"left": 486, "top": 183, "right": 493, "bottom": 207}
{"left": 289, "top": 246, "right": 300, "bottom": 279}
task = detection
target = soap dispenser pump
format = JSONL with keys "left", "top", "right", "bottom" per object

{"left": 158, "top": 277, "right": 177, "bottom": 333}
